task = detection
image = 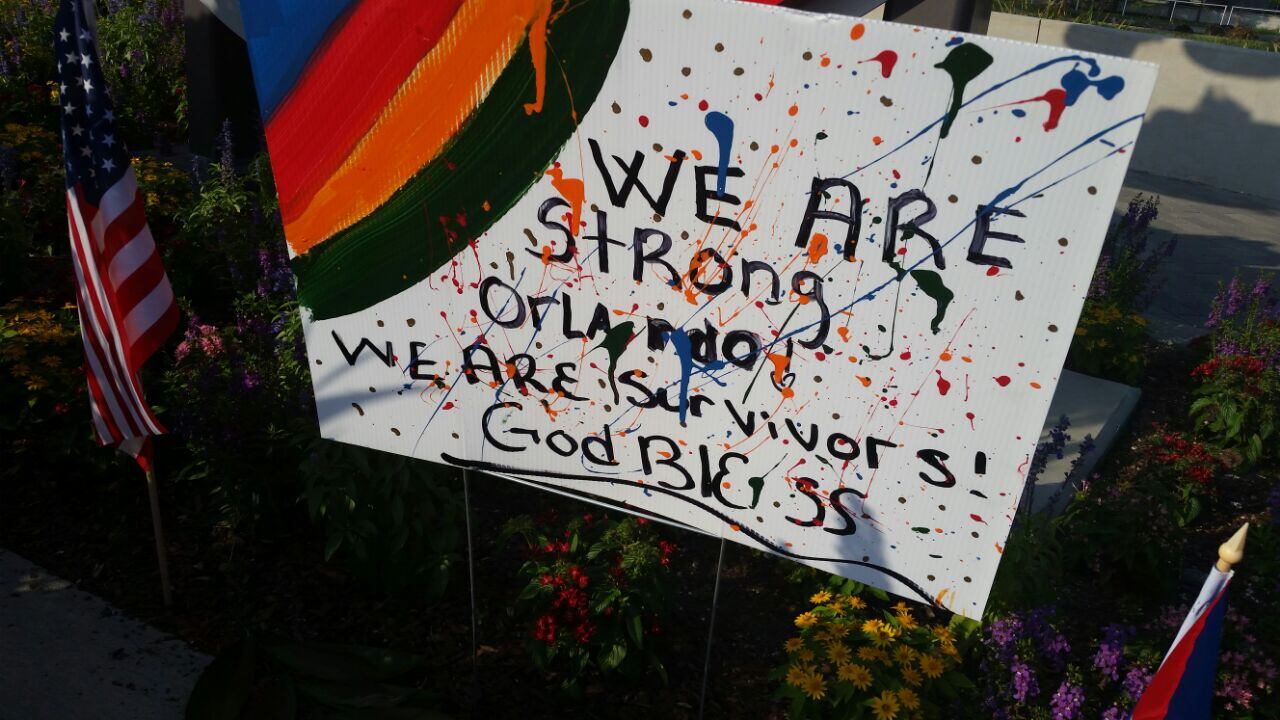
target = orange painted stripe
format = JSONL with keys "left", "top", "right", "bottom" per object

{"left": 283, "top": 0, "right": 548, "bottom": 254}
{"left": 265, "top": 0, "right": 465, "bottom": 221}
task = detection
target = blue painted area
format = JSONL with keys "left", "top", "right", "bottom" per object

{"left": 1060, "top": 67, "right": 1125, "bottom": 106}
{"left": 239, "top": 0, "right": 355, "bottom": 117}
{"left": 666, "top": 328, "right": 695, "bottom": 425}
{"left": 1012, "top": 108, "right": 1027, "bottom": 117}
{"left": 945, "top": 36, "right": 964, "bottom": 46}
{"left": 704, "top": 111, "right": 735, "bottom": 197}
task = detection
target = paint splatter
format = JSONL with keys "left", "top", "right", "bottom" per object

{"left": 668, "top": 328, "right": 695, "bottom": 425}
{"left": 1061, "top": 67, "right": 1124, "bottom": 106}
{"left": 594, "top": 321, "right": 635, "bottom": 403}
{"left": 936, "top": 370, "right": 951, "bottom": 396}
{"left": 994, "top": 375, "right": 1011, "bottom": 386}
{"left": 522, "top": 0, "right": 554, "bottom": 115}
{"left": 807, "top": 232, "right": 829, "bottom": 264}
{"left": 850, "top": 22, "right": 865, "bottom": 40}
{"left": 545, "top": 165, "right": 584, "bottom": 235}
{"left": 934, "top": 43, "right": 993, "bottom": 139}
{"left": 1008, "top": 88, "right": 1068, "bottom": 131}
{"left": 862, "top": 50, "right": 898, "bottom": 78}
{"left": 909, "top": 269, "right": 954, "bottom": 334}
{"left": 704, "top": 111, "right": 735, "bottom": 196}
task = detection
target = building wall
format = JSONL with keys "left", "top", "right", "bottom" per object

{"left": 989, "top": 12, "right": 1280, "bottom": 200}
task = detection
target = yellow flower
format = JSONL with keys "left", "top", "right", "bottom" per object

{"left": 784, "top": 638, "right": 804, "bottom": 654}
{"left": 869, "top": 690, "right": 900, "bottom": 720}
{"left": 892, "top": 602, "right": 911, "bottom": 614}
{"left": 902, "top": 667, "right": 923, "bottom": 686}
{"left": 826, "top": 642, "right": 851, "bottom": 664}
{"left": 858, "top": 646, "right": 881, "bottom": 662}
{"left": 839, "top": 662, "right": 873, "bottom": 690}
{"left": 847, "top": 596, "right": 866, "bottom": 610}
{"left": 811, "top": 590, "right": 833, "bottom": 604}
{"left": 861, "top": 619, "right": 883, "bottom": 635}
{"left": 826, "top": 623, "right": 850, "bottom": 638}
{"left": 798, "top": 648, "right": 816, "bottom": 663}
{"left": 800, "top": 669, "right": 827, "bottom": 700}
{"left": 895, "top": 610, "right": 917, "bottom": 629}
{"left": 826, "top": 602, "right": 846, "bottom": 616}
{"left": 931, "top": 625, "right": 953, "bottom": 644}
{"left": 897, "top": 688, "right": 921, "bottom": 711}
{"left": 795, "top": 612, "right": 819, "bottom": 629}
{"left": 918, "top": 653, "right": 945, "bottom": 679}
{"left": 894, "top": 645, "right": 916, "bottom": 666}
{"left": 785, "top": 663, "right": 810, "bottom": 688}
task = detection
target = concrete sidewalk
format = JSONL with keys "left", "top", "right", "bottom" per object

{"left": 1119, "top": 171, "right": 1280, "bottom": 344}
{"left": 0, "top": 550, "right": 209, "bottom": 720}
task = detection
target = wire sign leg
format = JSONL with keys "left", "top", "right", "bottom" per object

{"left": 698, "top": 537, "right": 728, "bottom": 720}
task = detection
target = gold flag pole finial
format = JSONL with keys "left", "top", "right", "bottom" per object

{"left": 1216, "top": 523, "right": 1250, "bottom": 573}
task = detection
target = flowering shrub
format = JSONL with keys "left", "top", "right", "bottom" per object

{"left": 1067, "top": 301, "right": 1148, "bottom": 384}
{"left": 1145, "top": 426, "right": 1236, "bottom": 526}
{"left": 1, "top": 123, "right": 64, "bottom": 291}
{"left": 1067, "top": 194, "right": 1169, "bottom": 385}
{"left": 132, "top": 153, "right": 191, "bottom": 235}
{"left": 0, "top": 1, "right": 184, "bottom": 147}
{"left": 772, "top": 589, "right": 976, "bottom": 719}
{"left": 977, "top": 609, "right": 1154, "bottom": 720}
{"left": 1057, "top": 429, "right": 1189, "bottom": 597}
{"left": 504, "top": 513, "right": 677, "bottom": 690}
{"left": 0, "top": 300, "right": 91, "bottom": 465}
{"left": 1192, "top": 273, "right": 1280, "bottom": 464}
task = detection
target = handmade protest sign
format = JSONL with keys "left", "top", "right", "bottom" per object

{"left": 239, "top": 0, "right": 1156, "bottom": 615}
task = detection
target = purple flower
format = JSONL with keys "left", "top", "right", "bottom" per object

{"left": 1049, "top": 681, "right": 1085, "bottom": 720}
{"left": 1101, "top": 707, "right": 1124, "bottom": 720}
{"left": 1011, "top": 658, "right": 1039, "bottom": 702}
{"left": 1093, "top": 624, "right": 1131, "bottom": 682}
{"left": 1123, "top": 665, "right": 1152, "bottom": 699}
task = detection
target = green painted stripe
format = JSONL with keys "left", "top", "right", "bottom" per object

{"left": 292, "top": 0, "right": 631, "bottom": 320}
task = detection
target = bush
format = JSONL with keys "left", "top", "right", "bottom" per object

{"left": 1067, "top": 194, "right": 1168, "bottom": 384}
{"left": 1, "top": 123, "right": 65, "bottom": 296}
{"left": 772, "top": 588, "right": 976, "bottom": 719}
{"left": 0, "top": 299, "right": 97, "bottom": 467}
{"left": 504, "top": 513, "right": 677, "bottom": 691}
{"left": 1056, "top": 430, "right": 1190, "bottom": 598}
{"left": 976, "top": 610, "right": 1154, "bottom": 720}
{"left": 1192, "top": 273, "right": 1280, "bottom": 465}
{"left": 299, "top": 441, "right": 463, "bottom": 598}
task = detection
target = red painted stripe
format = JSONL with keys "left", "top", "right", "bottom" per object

{"left": 1132, "top": 583, "right": 1230, "bottom": 720}
{"left": 265, "top": 0, "right": 464, "bottom": 218}
{"left": 83, "top": 359, "right": 123, "bottom": 444}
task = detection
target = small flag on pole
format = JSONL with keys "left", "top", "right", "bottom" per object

{"left": 55, "top": 0, "right": 178, "bottom": 470}
{"left": 1132, "top": 523, "right": 1250, "bottom": 720}
{"left": 55, "top": 0, "right": 179, "bottom": 605}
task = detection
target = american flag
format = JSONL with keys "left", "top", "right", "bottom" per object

{"left": 55, "top": 0, "right": 178, "bottom": 466}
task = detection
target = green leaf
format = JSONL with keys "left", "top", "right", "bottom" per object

{"left": 626, "top": 612, "right": 644, "bottom": 649}
{"left": 599, "top": 643, "right": 627, "bottom": 671}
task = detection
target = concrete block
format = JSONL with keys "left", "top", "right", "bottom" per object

{"left": 1031, "top": 370, "right": 1141, "bottom": 514}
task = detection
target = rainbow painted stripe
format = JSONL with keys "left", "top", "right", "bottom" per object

{"left": 241, "top": 0, "right": 630, "bottom": 320}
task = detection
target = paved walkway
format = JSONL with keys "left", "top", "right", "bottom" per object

{"left": 0, "top": 550, "right": 209, "bottom": 720}
{"left": 1119, "top": 170, "right": 1280, "bottom": 344}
